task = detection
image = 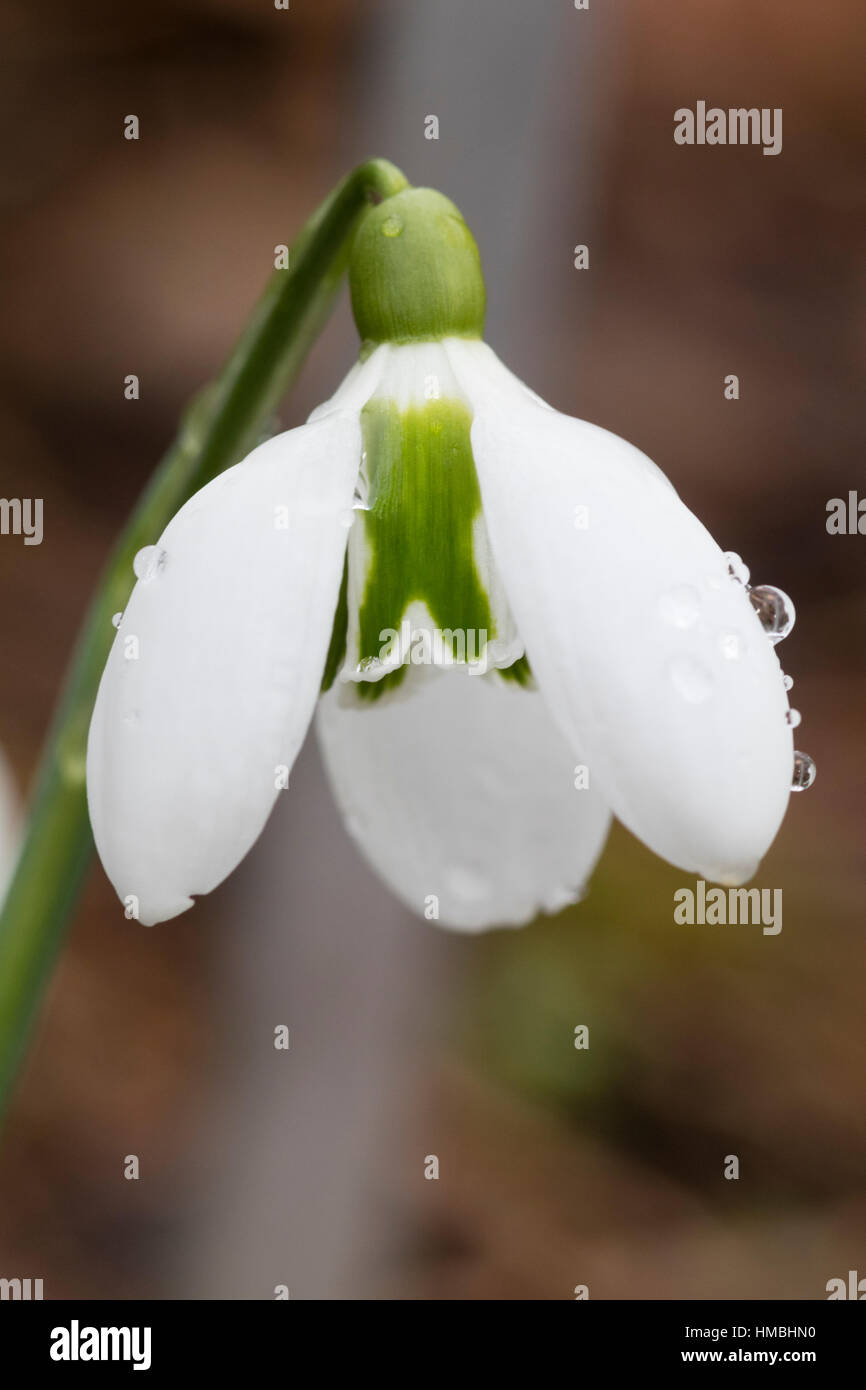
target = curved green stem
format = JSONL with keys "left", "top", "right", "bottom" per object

{"left": 0, "top": 157, "right": 409, "bottom": 1121}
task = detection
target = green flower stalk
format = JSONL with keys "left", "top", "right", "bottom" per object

{"left": 0, "top": 158, "right": 408, "bottom": 1118}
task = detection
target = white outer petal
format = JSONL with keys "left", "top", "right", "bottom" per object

{"left": 87, "top": 413, "right": 361, "bottom": 925}
{"left": 448, "top": 339, "right": 793, "bottom": 885}
{"left": 307, "top": 346, "right": 388, "bottom": 421}
{"left": 316, "top": 666, "right": 611, "bottom": 931}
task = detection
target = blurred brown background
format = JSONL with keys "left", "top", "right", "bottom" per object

{"left": 0, "top": 0, "right": 864, "bottom": 1299}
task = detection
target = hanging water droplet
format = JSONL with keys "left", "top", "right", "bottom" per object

{"left": 785, "top": 708, "right": 802, "bottom": 728}
{"left": 791, "top": 750, "right": 816, "bottom": 791}
{"left": 748, "top": 584, "right": 795, "bottom": 644}
{"left": 542, "top": 884, "right": 581, "bottom": 913}
{"left": 357, "top": 655, "right": 383, "bottom": 677}
{"left": 782, "top": 673, "right": 794, "bottom": 691}
{"left": 338, "top": 509, "right": 355, "bottom": 529}
{"left": 111, "top": 611, "right": 123, "bottom": 629}
{"left": 133, "top": 545, "right": 167, "bottom": 582}
{"left": 724, "top": 551, "right": 750, "bottom": 585}
{"left": 658, "top": 584, "right": 700, "bottom": 629}
{"left": 669, "top": 655, "right": 713, "bottom": 704}
{"left": 719, "top": 630, "right": 746, "bottom": 661}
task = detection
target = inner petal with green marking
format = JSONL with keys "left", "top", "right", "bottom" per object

{"left": 324, "top": 343, "right": 527, "bottom": 700}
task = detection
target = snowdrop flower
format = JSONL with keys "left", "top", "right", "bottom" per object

{"left": 86, "top": 189, "right": 812, "bottom": 930}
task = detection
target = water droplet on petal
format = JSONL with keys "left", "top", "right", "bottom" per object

{"left": 724, "top": 551, "right": 750, "bottom": 585}
{"left": 748, "top": 584, "right": 796, "bottom": 644}
{"left": 791, "top": 750, "right": 816, "bottom": 791}
{"left": 782, "top": 673, "right": 794, "bottom": 691}
{"left": 719, "top": 630, "right": 746, "bottom": 661}
{"left": 785, "top": 708, "right": 802, "bottom": 728}
{"left": 111, "top": 611, "right": 123, "bottom": 629}
{"left": 658, "top": 584, "right": 701, "bottom": 629}
{"left": 133, "top": 545, "right": 167, "bottom": 582}
{"left": 381, "top": 214, "right": 404, "bottom": 238}
{"left": 444, "top": 867, "right": 490, "bottom": 903}
{"left": 669, "top": 655, "right": 713, "bottom": 704}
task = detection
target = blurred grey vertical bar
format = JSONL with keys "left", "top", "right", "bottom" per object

{"left": 357, "top": 0, "right": 609, "bottom": 390}
{"left": 179, "top": 0, "right": 609, "bottom": 1300}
